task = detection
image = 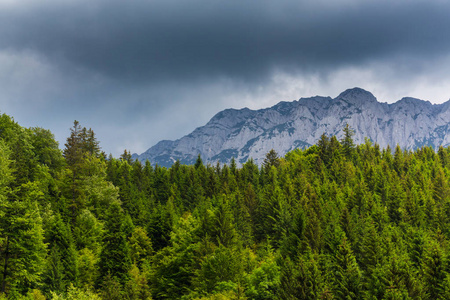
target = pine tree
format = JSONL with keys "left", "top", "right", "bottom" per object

{"left": 212, "top": 195, "right": 237, "bottom": 247}
{"left": 359, "top": 219, "right": 382, "bottom": 272}
{"left": 150, "top": 213, "right": 199, "bottom": 299}
{"left": 44, "top": 246, "right": 65, "bottom": 294}
{"left": 63, "top": 121, "right": 86, "bottom": 219}
{"left": 194, "top": 154, "right": 203, "bottom": 169}
{"left": 83, "top": 128, "right": 101, "bottom": 156}
{"left": 98, "top": 202, "right": 132, "bottom": 285}
{"left": 43, "top": 214, "right": 79, "bottom": 292}
{"left": 120, "top": 150, "right": 132, "bottom": 164}
{"left": 341, "top": 123, "right": 355, "bottom": 160}
{"left": 302, "top": 183, "right": 323, "bottom": 252}
{"left": 422, "top": 242, "right": 447, "bottom": 299}
{"left": 393, "top": 144, "right": 404, "bottom": 175}
{"left": 278, "top": 252, "right": 325, "bottom": 300}
{"left": 263, "top": 149, "right": 280, "bottom": 170}
{"left": 64, "top": 120, "right": 83, "bottom": 168}
{"left": 124, "top": 264, "right": 151, "bottom": 300}
{"left": 0, "top": 140, "right": 12, "bottom": 201}
{"left": 0, "top": 190, "right": 47, "bottom": 296}
{"left": 333, "top": 236, "right": 361, "bottom": 300}
{"left": 230, "top": 157, "right": 237, "bottom": 175}
{"left": 318, "top": 133, "right": 332, "bottom": 165}
{"left": 128, "top": 226, "right": 153, "bottom": 268}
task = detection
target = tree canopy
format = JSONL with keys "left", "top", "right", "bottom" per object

{"left": 2, "top": 116, "right": 450, "bottom": 299}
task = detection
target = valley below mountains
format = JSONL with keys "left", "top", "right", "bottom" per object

{"left": 135, "top": 88, "right": 450, "bottom": 167}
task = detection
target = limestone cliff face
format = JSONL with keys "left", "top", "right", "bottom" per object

{"left": 136, "top": 88, "right": 450, "bottom": 167}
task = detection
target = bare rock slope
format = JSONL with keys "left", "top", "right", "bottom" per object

{"left": 136, "top": 88, "right": 450, "bottom": 167}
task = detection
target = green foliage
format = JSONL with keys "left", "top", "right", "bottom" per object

{"left": 0, "top": 140, "right": 13, "bottom": 199}
{"left": 50, "top": 283, "right": 101, "bottom": 300}
{"left": 422, "top": 241, "right": 447, "bottom": 299}
{"left": 73, "top": 209, "right": 104, "bottom": 255}
{"left": 150, "top": 213, "right": 200, "bottom": 299}
{"left": 341, "top": 123, "right": 355, "bottom": 159}
{"left": 278, "top": 252, "right": 328, "bottom": 300}
{"left": 193, "top": 244, "right": 244, "bottom": 296}
{"left": 98, "top": 201, "right": 132, "bottom": 285}
{"left": 332, "top": 236, "right": 362, "bottom": 299}
{"left": 29, "top": 127, "right": 64, "bottom": 174}
{"left": 244, "top": 246, "right": 280, "bottom": 300}
{"left": 6, "top": 115, "right": 450, "bottom": 299}
{"left": 99, "top": 273, "right": 123, "bottom": 300}
{"left": 263, "top": 149, "right": 280, "bottom": 171}
{"left": 77, "top": 248, "right": 99, "bottom": 290}
{"left": 124, "top": 264, "right": 152, "bottom": 300}
{"left": 0, "top": 189, "right": 47, "bottom": 296}
{"left": 43, "top": 214, "right": 79, "bottom": 291}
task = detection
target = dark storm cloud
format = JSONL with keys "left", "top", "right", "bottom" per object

{"left": 1, "top": 0, "right": 450, "bottom": 156}
{"left": 1, "top": 0, "right": 450, "bottom": 84}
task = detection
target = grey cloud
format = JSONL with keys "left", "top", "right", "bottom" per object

{"left": 2, "top": 0, "right": 450, "bottom": 156}
{"left": 1, "top": 0, "right": 450, "bottom": 84}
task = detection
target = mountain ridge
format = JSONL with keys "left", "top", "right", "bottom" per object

{"left": 135, "top": 88, "right": 450, "bottom": 167}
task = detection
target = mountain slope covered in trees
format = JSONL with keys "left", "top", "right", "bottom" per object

{"left": 3, "top": 113, "right": 450, "bottom": 299}
{"left": 136, "top": 87, "right": 450, "bottom": 167}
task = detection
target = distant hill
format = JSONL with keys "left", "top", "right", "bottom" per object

{"left": 134, "top": 87, "right": 450, "bottom": 167}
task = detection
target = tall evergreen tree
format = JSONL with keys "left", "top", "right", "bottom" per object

{"left": 98, "top": 202, "right": 132, "bottom": 285}
{"left": 332, "top": 236, "right": 361, "bottom": 300}
{"left": 341, "top": 123, "right": 355, "bottom": 159}
{"left": 64, "top": 120, "right": 83, "bottom": 168}
{"left": 43, "top": 214, "right": 79, "bottom": 292}
{"left": 263, "top": 149, "right": 281, "bottom": 171}
{"left": 318, "top": 132, "right": 332, "bottom": 165}
{"left": 422, "top": 242, "right": 447, "bottom": 299}
{"left": 0, "top": 188, "right": 47, "bottom": 296}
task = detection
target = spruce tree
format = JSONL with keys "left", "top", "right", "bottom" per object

{"left": 318, "top": 133, "right": 332, "bottom": 165}
{"left": 263, "top": 149, "right": 280, "bottom": 171}
{"left": 63, "top": 120, "right": 83, "bottom": 168}
{"left": 341, "top": 123, "right": 355, "bottom": 160}
{"left": 422, "top": 242, "right": 447, "bottom": 299}
{"left": 0, "top": 189, "right": 47, "bottom": 296}
{"left": 43, "top": 214, "right": 79, "bottom": 292}
{"left": 98, "top": 201, "right": 132, "bottom": 285}
{"left": 333, "top": 236, "right": 361, "bottom": 300}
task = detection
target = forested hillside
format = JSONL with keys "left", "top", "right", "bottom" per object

{"left": 3, "top": 114, "right": 450, "bottom": 299}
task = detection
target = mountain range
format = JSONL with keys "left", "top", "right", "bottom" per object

{"left": 134, "top": 88, "right": 450, "bottom": 167}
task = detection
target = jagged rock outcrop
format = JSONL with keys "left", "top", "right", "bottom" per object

{"left": 135, "top": 88, "right": 450, "bottom": 167}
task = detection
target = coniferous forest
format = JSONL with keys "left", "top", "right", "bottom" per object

{"left": 3, "top": 114, "right": 450, "bottom": 299}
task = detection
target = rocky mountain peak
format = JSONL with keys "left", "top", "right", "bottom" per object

{"left": 336, "top": 87, "right": 377, "bottom": 106}
{"left": 397, "top": 97, "right": 432, "bottom": 108}
{"left": 136, "top": 89, "right": 450, "bottom": 167}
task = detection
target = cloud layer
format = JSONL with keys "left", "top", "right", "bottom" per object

{"left": 1, "top": 0, "right": 450, "bottom": 155}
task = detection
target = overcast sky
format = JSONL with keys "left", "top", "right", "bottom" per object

{"left": 1, "top": 0, "right": 450, "bottom": 156}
